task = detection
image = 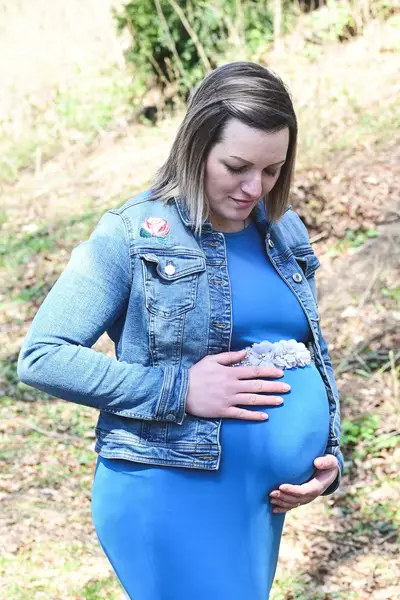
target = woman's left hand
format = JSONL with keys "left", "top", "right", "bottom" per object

{"left": 269, "top": 455, "right": 339, "bottom": 513}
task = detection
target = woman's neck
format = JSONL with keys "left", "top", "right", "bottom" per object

{"left": 210, "top": 215, "right": 251, "bottom": 233}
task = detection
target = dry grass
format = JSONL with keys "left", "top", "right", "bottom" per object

{"left": 0, "top": 0, "right": 132, "bottom": 182}
{"left": 0, "top": 0, "right": 126, "bottom": 117}
{"left": 264, "top": 18, "right": 400, "bottom": 167}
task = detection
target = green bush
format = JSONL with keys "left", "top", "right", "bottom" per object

{"left": 342, "top": 414, "right": 380, "bottom": 446}
{"left": 114, "top": 0, "right": 274, "bottom": 98}
{"left": 115, "top": 0, "right": 398, "bottom": 101}
{"left": 342, "top": 414, "right": 399, "bottom": 460}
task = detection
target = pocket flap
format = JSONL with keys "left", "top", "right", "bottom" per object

{"left": 139, "top": 252, "right": 206, "bottom": 281}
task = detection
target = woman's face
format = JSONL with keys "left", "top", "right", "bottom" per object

{"left": 204, "top": 119, "right": 289, "bottom": 232}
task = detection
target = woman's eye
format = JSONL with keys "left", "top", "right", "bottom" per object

{"left": 225, "top": 164, "right": 280, "bottom": 177}
{"left": 226, "top": 164, "right": 246, "bottom": 174}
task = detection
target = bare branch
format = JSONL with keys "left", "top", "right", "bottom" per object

{"left": 155, "top": 0, "right": 186, "bottom": 80}
{"left": 166, "top": 0, "right": 211, "bottom": 72}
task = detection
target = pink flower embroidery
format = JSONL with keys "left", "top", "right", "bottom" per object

{"left": 140, "top": 217, "right": 170, "bottom": 239}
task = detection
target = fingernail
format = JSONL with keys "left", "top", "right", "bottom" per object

{"left": 270, "top": 491, "right": 279, "bottom": 498}
{"left": 276, "top": 369, "right": 284, "bottom": 376}
{"left": 282, "top": 384, "right": 290, "bottom": 391}
{"left": 261, "top": 413, "right": 268, "bottom": 420}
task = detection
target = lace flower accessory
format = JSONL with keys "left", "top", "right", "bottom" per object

{"left": 234, "top": 339, "right": 312, "bottom": 369}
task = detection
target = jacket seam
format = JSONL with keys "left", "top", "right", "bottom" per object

{"left": 109, "top": 209, "right": 133, "bottom": 286}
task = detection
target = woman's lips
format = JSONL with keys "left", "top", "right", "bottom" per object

{"left": 231, "top": 197, "right": 254, "bottom": 208}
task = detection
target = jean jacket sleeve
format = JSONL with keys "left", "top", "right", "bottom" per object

{"left": 308, "top": 274, "right": 344, "bottom": 495}
{"left": 17, "top": 211, "right": 188, "bottom": 424}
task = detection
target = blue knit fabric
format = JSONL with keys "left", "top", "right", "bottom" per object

{"left": 92, "top": 222, "right": 330, "bottom": 599}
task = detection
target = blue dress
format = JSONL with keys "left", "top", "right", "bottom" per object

{"left": 92, "top": 222, "right": 330, "bottom": 599}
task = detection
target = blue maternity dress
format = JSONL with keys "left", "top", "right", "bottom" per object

{"left": 92, "top": 222, "right": 330, "bottom": 600}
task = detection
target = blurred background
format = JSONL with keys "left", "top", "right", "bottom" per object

{"left": 0, "top": 1, "right": 399, "bottom": 598}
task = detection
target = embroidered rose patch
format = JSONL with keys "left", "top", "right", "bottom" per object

{"left": 140, "top": 217, "right": 170, "bottom": 243}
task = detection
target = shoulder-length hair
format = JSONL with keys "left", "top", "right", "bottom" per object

{"left": 152, "top": 61, "right": 297, "bottom": 234}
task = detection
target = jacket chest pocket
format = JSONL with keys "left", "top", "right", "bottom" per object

{"left": 138, "top": 251, "right": 206, "bottom": 318}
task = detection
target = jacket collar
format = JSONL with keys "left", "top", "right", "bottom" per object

{"left": 174, "top": 197, "right": 213, "bottom": 233}
{"left": 174, "top": 196, "right": 193, "bottom": 226}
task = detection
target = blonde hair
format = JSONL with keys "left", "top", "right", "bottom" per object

{"left": 152, "top": 61, "right": 297, "bottom": 234}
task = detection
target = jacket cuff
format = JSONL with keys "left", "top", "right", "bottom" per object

{"left": 155, "top": 366, "right": 189, "bottom": 424}
{"left": 321, "top": 447, "right": 344, "bottom": 496}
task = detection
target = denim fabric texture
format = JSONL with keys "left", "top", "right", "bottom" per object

{"left": 18, "top": 190, "right": 343, "bottom": 494}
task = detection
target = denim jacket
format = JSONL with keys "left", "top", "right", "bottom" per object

{"left": 18, "top": 191, "right": 343, "bottom": 493}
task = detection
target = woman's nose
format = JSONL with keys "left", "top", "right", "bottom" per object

{"left": 240, "top": 174, "right": 263, "bottom": 199}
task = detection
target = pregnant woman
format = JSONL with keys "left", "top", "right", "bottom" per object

{"left": 18, "top": 62, "right": 343, "bottom": 599}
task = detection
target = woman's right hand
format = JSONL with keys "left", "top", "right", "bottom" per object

{"left": 185, "top": 349, "right": 290, "bottom": 421}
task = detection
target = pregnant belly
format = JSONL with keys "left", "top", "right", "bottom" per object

{"left": 220, "top": 363, "right": 330, "bottom": 490}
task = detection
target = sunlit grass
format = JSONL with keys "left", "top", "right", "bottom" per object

{"left": 0, "top": 542, "right": 124, "bottom": 600}
{"left": 0, "top": 66, "right": 137, "bottom": 183}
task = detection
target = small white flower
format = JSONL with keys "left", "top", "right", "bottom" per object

{"left": 262, "top": 351, "right": 275, "bottom": 365}
{"left": 297, "top": 351, "right": 311, "bottom": 367}
{"left": 295, "top": 342, "right": 307, "bottom": 352}
{"left": 272, "top": 341, "right": 285, "bottom": 357}
{"left": 252, "top": 341, "right": 274, "bottom": 355}
{"left": 285, "top": 354, "right": 297, "bottom": 368}
{"left": 248, "top": 354, "right": 261, "bottom": 366}
{"left": 274, "top": 356, "right": 287, "bottom": 368}
{"left": 286, "top": 339, "right": 298, "bottom": 352}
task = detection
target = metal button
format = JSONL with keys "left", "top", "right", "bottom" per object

{"left": 166, "top": 412, "right": 175, "bottom": 421}
{"left": 292, "top": 272, "right": 303, "bottom": 283}
{"left": 268, "top": 238, "right": 274, "bottom": 248}
{"left": 164, "top": 262, "right": 176, "bottom": 276}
